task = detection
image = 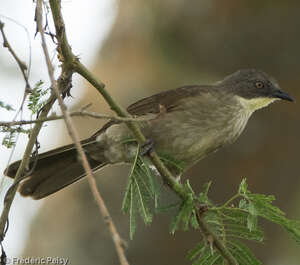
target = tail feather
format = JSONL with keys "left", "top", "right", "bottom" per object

{"left": 5, "top": 140, "right": 107, "bottom": 199}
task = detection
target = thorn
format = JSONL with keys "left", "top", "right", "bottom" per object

{"left": 120, "top": 238, "right": 128, "bottom": 249}
{"left": 207, "top": 235, "right": 214, "bottom": 255}
{"left": 80, "top": 103, "right": 93, "bottom": 111}
{"left": 198, "top": 204, "right": 209, "bottom": 217}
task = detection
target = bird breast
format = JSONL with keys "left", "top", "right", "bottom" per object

{"left": 145, "top": 94, "right": 253, "bottom": 167}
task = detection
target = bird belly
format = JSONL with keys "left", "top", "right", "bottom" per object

{"left": 145, "top": 107, "right": 251, "bottom": 168}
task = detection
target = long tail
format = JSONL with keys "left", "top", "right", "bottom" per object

{"left": 4, "top": 138, "right": 107, "bottom": 199}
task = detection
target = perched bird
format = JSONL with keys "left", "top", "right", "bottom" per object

{"left": 5, "top": 69, "right": 294, "bottom": 199}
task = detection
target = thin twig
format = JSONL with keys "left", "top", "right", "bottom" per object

{"left": 0, "top": 110, "right": 151, "bottom": 127}
{"left": 0, "top": 20, "right": 31, "bottom": 92}
{"left": 0, "top": 94, "right": 57, "bottom": 239}
{"left": 0, "top": 19, "right": 33, "bottom": 172}
{"left": 39, "top": 2, "right": 129, "bottom": 265}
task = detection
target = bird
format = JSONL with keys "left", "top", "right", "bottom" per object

{"left": 4, "top": 69, "right": 294, "bottom": 199}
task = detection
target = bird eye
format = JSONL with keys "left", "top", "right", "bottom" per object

{"left": 255, "top": 81, "right": 264, "bottom": 89}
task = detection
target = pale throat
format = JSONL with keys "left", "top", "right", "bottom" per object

{"left": 235, "top": 96, "right": 279, "bottom": 113}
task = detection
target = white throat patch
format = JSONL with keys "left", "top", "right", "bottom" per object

{"left": 235, "top": 96, "right": 279, "bottom": 113}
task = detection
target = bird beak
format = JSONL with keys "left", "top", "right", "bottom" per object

{"left": 272, "top": 89, "right": 294, "bottom": 102}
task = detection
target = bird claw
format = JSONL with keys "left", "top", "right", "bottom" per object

{"left": 140, "top": 139, "right": 154, "bottom": 156}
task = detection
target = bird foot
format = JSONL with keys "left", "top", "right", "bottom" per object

{"left": 140, "top": 139, "right": 154, "bottom": 156}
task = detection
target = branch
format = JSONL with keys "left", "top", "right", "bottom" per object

{"left": 0, "top": 20, "right": 31, "bottom": 91}
{"left": 0, "top": 18, "right": 32, "bottom": 133}
{"left": 195, "top": 209, "right": 238, "bottom": 265}
{"left": 40, "top": 2, "right": 130, "bottom": 265}
{"left": 0, "top": 110, "right": 151, "bottom": 127}
{"left": 0, "top": 94, "right": 57, "bottom": 239}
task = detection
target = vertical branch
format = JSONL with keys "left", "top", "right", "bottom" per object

{"left": 38, "top": 1, "right": 130, "bottom": 265}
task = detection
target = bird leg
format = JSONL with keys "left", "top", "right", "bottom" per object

{"left": 140, "top": 138, "right": 154, "bottom": 156}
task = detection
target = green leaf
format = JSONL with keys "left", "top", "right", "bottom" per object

{"left": 248, "top": 201, "right": 257, "bottom": 216}
{"left": 237, "top": 179, "right": 300, "bottom": 244}
{"left": 190, "top": 210, "right": 200, "bottom": 229}
{"left": 139, "top": 157, "right": 160, "bottom": 207}
{"left": 0, "top": 100, "right": 15, "bottom": 111}
{"left": 170, "top": 184, "right": 195, "bottom": 233}
{"left": 133, "top": 175, "right": 152, "bottom": 224}
{"left": 204, "top": 253, "right": 222, "bottom": 265}
{"left": 122, "top": 144, "right": 163, "bottom": 238}
{"left": 238, "top": 178, "right": 248, "bottom": 194}
{"left": 212, "top": 208, "right": 264, "bottom": 242}
{"left": 122, "top": 144, "right": 140, "bottom": 213}
{"left": 170, "top": 202, "right": 185, "bottom": 234}
{"left": 121, "top": 178, "right": 132, "bottom": 213}
{"left": 187, "top": 242, "right": 206, "bottom": 260}
{"left": 129, "top": 183, "right": 137, "bottom": 240}
{"left": 239, "top": 199, "right": 248, "bottom": 209}
{"left": 225, "top": 223, "right": 263, "bottom": 242}
{"left": 1, "top": 126, "right": 32, "bottom": 148}
{"left": 27, "top": 80, "right": 49, "bottom": 114}
{"left": 247, "top": 213, "right": 258, "bottom": 232}
{"left": 198, "top": 181, "right": 212, "bottom": 204}
{"left": 283, "top": 220, "right": 300, "bottom": 244}
{"left": 158, "top": 152, "right": 185, "bottom": 173}
{"left": 189, "top": 242, "right": 222, "bottom": 265}
{"left": 228, "top": 240, "right": 262, "bottom": 265}
{"left": 155, "top": 201, "right": 180, "bottom": 213}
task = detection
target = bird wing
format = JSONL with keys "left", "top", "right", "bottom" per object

{"left": 127, "top": 85, "right": 208, "bottom": 116}
{"left": 90, "top": 85, "right": 211, "bottom": 138}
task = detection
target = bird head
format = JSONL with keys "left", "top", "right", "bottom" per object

{"left": 221, "top": 69, "right": 294, "bottom": 112}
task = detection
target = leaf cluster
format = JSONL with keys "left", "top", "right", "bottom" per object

{"left": 27, "top": 80, "right": 49, "bottom": 114}
{"left": 122, "top": 145, "right": 160, "bottom": 239}
{"left": 1, "top": 126, "right": 32, "bottom": 148}
{"left": 0, "top": 101, "right": 14, "bottom": 111}
{"left": 1, "top": 80, "right": 48, "bottom": 148}
{"left": 121, "top": 153, "right": 300, "bottom": 265}
{"left": 188, "top": 179, "right": 300, "bottom": 264}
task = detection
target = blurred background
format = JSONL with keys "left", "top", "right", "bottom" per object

{"left": 0, "top": 0, "right": 300, "bottom": 264}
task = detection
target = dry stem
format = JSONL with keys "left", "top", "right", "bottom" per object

{"left": 0, "top": 110, "right": 151, "bottom": 127}
{"left": 37, "top": 1, "right": 129, "bottom": 265}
